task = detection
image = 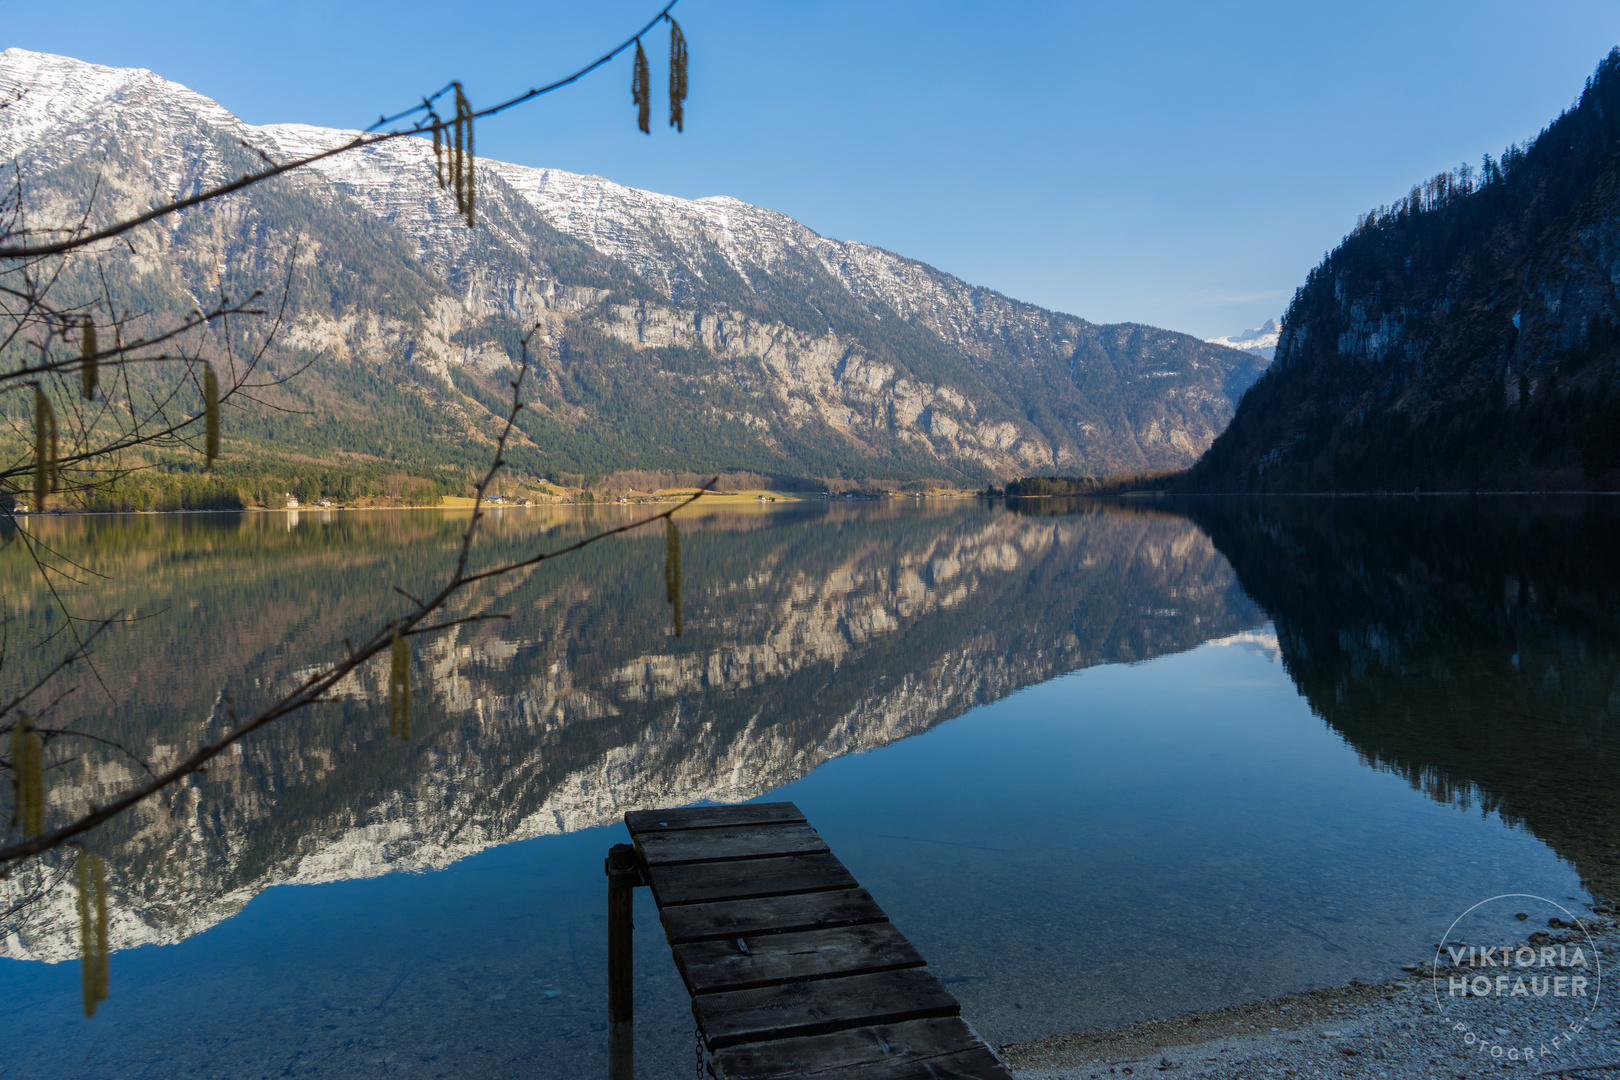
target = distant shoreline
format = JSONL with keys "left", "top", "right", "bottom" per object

{"left": 12, "top": 488, "right": 1620, "bottom": 519}
{"left": 6, "top": 489, "right": 997, "bottom": 518}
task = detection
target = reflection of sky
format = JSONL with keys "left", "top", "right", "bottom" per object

{"left": 0, "top": 635, "right": 1585, "bottom": 1079}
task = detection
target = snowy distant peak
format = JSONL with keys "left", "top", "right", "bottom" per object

{"left": 0, "top": 47, "right": 241, "bottom": 165}
{"left": 1207, "top": 318, "right": 1281, "bottom": 361}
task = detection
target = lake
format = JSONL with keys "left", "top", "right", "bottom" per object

{"left": 2, "top": 496, "right": 1616, "bottom": 1078}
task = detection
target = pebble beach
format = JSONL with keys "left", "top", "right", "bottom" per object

{"left": 1004, "top": 916, "right": 1619, "bottom": 1080}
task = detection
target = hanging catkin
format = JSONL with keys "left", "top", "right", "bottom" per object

{"left": 80, "top": 316, "right": 98, "bottom": 400}
{"left": 390, "top": 628, "right": 411, "bottom": 739}
{"left": 442, "top": 83, "right": 474, "bottom": 229}
{"left": 632, "top": 40, "right": 651, "bottom": 134}
{"left": 203, "top": 363, "right": 219, "bottom": 466}
{"left": 430, "top": 103, "right": 446, "bottom": 190}
{"left": 460, "top": 85, "right": 474, "bottom": 227}
{"left": 33, "top": 386, "right": 56, "bottom": 513}
{"left": 451, "top": 98, "right": 463, "bottom": 220}
{"left": 667, "top": 18, "right": 688, "bottom": 132}
{"left": 13, "top": 711, "right": 44, "bottom": 836}
{"left": 77, "top": 852, "right": 109, "bottom": 1017}
{"left": 664, "top": 519, "right": 683, "bottom": 637}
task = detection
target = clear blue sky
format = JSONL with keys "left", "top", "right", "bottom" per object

{"left": 8, "top": 1, "right": 1619, "bottom": 338}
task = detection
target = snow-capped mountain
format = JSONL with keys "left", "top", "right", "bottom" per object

{"left": 1206, "top": 318, "right": 1281, "bottom": 361}
{"left": 0, "top": 48, "right": 1269, "bottom": 480}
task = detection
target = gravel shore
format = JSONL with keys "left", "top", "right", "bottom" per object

{"left": 1003, "top": 916, "right": 1618, "bottom": 1080}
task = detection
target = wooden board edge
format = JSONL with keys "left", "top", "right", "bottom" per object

{"left": 702, "top": 1000, "right": 963, "bottom": 1050}
{"left": 707, "top": 1016, "right": 998, "bottom": 1080}
{"left": 625, "top": 802, "right": 806, "bottom": 834}
{"left": 639, "top": 842, "right": 835, "bottom": 869}
{"left": 652, "top": 879, "right": 859, "bottom": 909}
{"left": 662, "top": 910, "right": 892, "bottom": 945}
{"left": 676, "top": 954, "right": 929, "bottom": 998}
{"left": 711, "top": 1044, "right": 1010, "bottom": 1080}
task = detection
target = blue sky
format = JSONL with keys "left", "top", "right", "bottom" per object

{"left": 8, "top": 0, "right": 1619, "bottom": 338}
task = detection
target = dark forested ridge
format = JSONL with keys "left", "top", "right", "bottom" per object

{"left": 1188, "top": 48, "right": 1620, "bottom": 492}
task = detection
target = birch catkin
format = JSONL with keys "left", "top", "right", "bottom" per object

{"left": 203, "top": 363, "right": 220, "bottom": 466}
{"left": 77, "top": 852, "right": 109, "bottom": 1017}
{"left": 390, "top": 629, "right": 411, "bottom": 739}
{"left": 451, "top": 102, "right": 463, "bottom": 214}
{"left": 81, "top": 316, "right": 98, "bottom": 400}
{"left": 664, "top": 520, "right": 683, "bottom": 637}
{"left": 432, "top": 116, "right": 445, "bottom": 190}
{"left": 668, "top": 18, "right": 688, "bottom": 132}
{"left": 13, "top": 711, "right": 44, "bottom": 836}
{"left": 445, "top": 83, "right": 474, "bottom": 229}
{"left": 33, "top": 387, "right": 56, "bottom": 513}
{"left": 632, "top": 40, "right": 651, "bottom": 135}
{"left": 460, "top": 85, "right": 475, "bottom": 227}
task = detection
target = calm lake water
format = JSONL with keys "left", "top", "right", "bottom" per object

{"left": 1, "top": 496, "right": 1616, "bottom": 1078}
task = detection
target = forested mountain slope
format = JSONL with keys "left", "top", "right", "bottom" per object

{"left": 0, "top": 49, "right": 1267, "bottom": 489}
{"left": 1188, "top": 48, "right": 1620, "bottom": 492}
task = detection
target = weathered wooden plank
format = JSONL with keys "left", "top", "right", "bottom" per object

{"left": 625, "top": 802, "right": 805, "bottom": 835}
{"left": 710, "top": 1018, "right": 1004, "bottom": 1079}
{"left": 716, "top": 1044, "right": 1008, "bottom": 1080}
{"left": 662, "top": 888, "right": 890, "bottom": 944}
{"left": 647, "top": 852, "right": 858, "bottom": 908}
{"left": 673, "top": 922, "right": 926, "bottom": 995}
{"left": 636, "top": 822, "right": 829, "bottom": 867}
{"left": 694, "top": 967, "right": 960, "bottom": 1048}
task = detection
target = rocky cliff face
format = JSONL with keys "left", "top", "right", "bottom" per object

{"left": 0, "top": 503, "right": 1261, "bottom": 961}
{"left": 1188, "top": 48, "right": 1620, "bottom": 492}
{"left": 0, "top": 49, "right": 1268, "bottom": 482}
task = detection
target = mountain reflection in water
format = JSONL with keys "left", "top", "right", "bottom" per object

{"left": 2, "top": 500, "right": 1258, "bottom": 959}
{"left": 1, "top": 495, "right": 1615, "bottom": 1080}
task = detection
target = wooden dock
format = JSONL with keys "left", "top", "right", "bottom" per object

{"left": 606, "top": 801, "right": 1011, "bottom": 1080}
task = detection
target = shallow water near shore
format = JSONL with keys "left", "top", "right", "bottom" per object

{"left": 1, "top": 497, "right": 1615, "bottom": 1078}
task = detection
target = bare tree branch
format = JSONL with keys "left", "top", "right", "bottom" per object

{"left": 0, "top": 330, "right": 711, "bottom": 866}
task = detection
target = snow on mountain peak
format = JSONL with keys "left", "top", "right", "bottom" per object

{"left": 1207, "top": 317, "right": 1281, "bottom": 360}
{"left": 0, "top": 47, "right": 241, "bottom": 164}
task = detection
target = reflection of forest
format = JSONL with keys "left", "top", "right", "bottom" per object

{"left": 1, "top": 502, "right": 1261, "bottom": 959}
{"left": 1182, "top": 496, "right": 1620, "bottom": 905}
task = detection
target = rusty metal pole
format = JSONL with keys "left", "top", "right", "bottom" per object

{"left": 606, "top": 843, "right": 640, "bottom": 1080}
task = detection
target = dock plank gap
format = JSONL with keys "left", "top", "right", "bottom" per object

{"left": 605, "top": 801, "right": 1011, "bottom": 1079}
